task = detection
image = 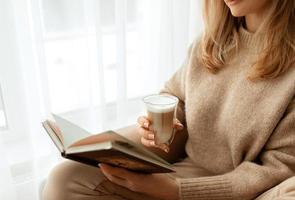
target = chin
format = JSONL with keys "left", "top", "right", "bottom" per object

{"left": 225, "top": 0, "right": 248, "bottom": 17}
{"left": 229, "top": 8, "right": 246, "bottom": 17}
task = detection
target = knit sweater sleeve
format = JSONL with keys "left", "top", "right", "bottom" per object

{"left": 159, "top": 38, "right": 201, "bottom": 124}
{"left": 159, "top": 59, "right": 188, "bottom": 124}
{"left": 177, "top": 97, "right": 295, "bottom": 200}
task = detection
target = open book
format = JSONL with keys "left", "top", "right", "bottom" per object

{"left": 42, "top": 114, "right": 174, "bottom": 173}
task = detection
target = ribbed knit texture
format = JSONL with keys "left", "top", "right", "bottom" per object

{"left": 178, "top": 176, "right": 232, "bottom": 200}
{"left": 161, "top": 27, "right": 295, "bottom": 200}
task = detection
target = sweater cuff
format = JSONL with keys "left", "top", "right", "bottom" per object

{"left": 177, "top": 176, "right": 233, "bottom": 200}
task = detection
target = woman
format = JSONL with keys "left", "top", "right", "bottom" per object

{"left": 43, "top": 0, "right": 295, "bottom": 199}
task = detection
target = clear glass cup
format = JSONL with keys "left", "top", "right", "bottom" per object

{"left": 142, "top": 94, "right": 179, "bottom": 146}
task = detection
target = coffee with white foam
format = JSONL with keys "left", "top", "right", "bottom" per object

{"left": 143, "top": 95, "right": 178, "bottom": 145}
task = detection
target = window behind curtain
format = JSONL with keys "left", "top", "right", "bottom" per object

{"left": 0, "top": 1, "right": 202, "bottom": 199}
{"left": 40, "top": 0, "right": 147, "bottom": 116}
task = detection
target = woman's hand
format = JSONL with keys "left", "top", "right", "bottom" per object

{"left": 99, "top": 163, "right": 179, "bottom": 200}
{"left": 137, "top": 116, "right": 184, "bottom": 152}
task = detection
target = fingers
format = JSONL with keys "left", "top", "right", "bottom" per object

{"left": 99, "top": 164, "right": 143, "bottom": 184}
{"left": 137, "top": 116, "right": 156, "bottom": 148}
{"left": 139, "top": 129, "right": 156, "bottom": 148}
{"left": 155, "top": 143, "right": 170, "bottom": 153}
{"left": 99, "top": 164, "right": 147, "bottom": 193}
{"left": 137, "top": 116, "right": 183, "bottom": 150}
{"left": 100, "top": 163, "right": 133, "bottom": 179}
{"left": 137, "top": 116, "right": 150, "bottom": 129}
{"left": 100, "top": 164, "right": 129, "bottom": 187}
{"left": 138, "top": 127, "right": 155, "bottom": 140}
{"left": 141, "top": 137, "right": 170, "bottom": 153}
{"left": 141, "top": 137, "right": 156, "bottom": 147}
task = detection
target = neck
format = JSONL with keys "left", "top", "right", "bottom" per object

{"left": 245, "top": 13, "right": 264, "bottom": 33}
{"left": 245, "top": 3, "right": 272, "bottom": 33}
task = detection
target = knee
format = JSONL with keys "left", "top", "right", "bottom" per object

{"left": 42, "top": 161, "right": 78, "bottom": 200}
{"left": 42, "top": 161, "right": 104, "bottom": 200}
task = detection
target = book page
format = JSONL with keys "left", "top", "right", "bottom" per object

{"left": 47, "top": 120, "right": 64, "bottom": 144}
{"left": 69, "top": 131, "right": 124, "bottom": 148}
{"left": 70, "top": 130, "right": 171, "bottom": 165}
{"left": 112, "top": 141, "right": 174, "bottom": 170}
{"left": 42, "top": 121, "right": 65, "bottom": 152}
{"left": 53, "top": 114, "right": 91, "bottom": 148}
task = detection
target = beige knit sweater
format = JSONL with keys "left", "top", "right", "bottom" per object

{"left": 161, "top": 27, "right": 295, "bottom": 200}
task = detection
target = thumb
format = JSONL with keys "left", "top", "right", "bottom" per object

{"left": 173, "top": 119, "right": 184, "bottom": 131}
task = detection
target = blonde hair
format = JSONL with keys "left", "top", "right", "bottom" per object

{"left": 200, "top": 0, "right": 295, "bottom": 80}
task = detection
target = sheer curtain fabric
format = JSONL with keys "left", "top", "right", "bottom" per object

{"left": 0, "top": 0, "right": 203, "bottom": 199}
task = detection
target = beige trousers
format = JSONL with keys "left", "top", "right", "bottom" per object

{"left": 42, "top": 160, "right": 295, "bottom": 200}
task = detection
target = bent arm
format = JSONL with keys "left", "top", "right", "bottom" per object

{"left": 116, "top": 58, "right": 190, "bottom": 163}
{"left": 116, "top": 43, "right": 193, "bottom": 163}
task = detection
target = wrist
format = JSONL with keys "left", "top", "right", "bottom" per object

{"left": 169, "top": 178, "right": 180, "bottom": 200}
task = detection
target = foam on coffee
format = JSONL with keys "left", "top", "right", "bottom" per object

{"left": 144, "top": 95, "right": 177, "bottom": 113}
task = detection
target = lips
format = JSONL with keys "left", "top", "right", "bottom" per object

{"left": 226, "top": 0, "right": 240, "bottom": 6}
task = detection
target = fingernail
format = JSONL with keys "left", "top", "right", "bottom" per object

{"left": 162, "top": 146, "right": 169, "bottom": 153}
{"left": 144, "top": 122, "right": 149, "bottom": 128}
{"left": 176, "top": 123, "right": 184, "bottom": 129}
{"left": 150, "top": 141, "right": 155, "bottom": 146}
{"left": 148, "top": 134, "right": 154, "bottom": 139}
{"left": 177, "top": 122, "right": 183, "bottom": 126}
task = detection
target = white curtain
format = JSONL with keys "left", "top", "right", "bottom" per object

{"left": 0, "top": 0, "right": 203, "bottom": 199}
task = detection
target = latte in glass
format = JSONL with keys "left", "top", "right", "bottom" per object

{"left": 143, "top": 94, "right": 178, "bottom": 146}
